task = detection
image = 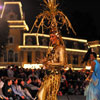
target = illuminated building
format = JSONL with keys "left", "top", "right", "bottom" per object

{"left": 0, "top": 1, "right": 29, "bottom": 67}
{"left": 0, "top": 1, "right": 89, "bottom": 69}
{"left": 88, "top": 40, "right": 100, "bottom": 61}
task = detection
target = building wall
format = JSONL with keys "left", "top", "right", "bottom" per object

{"left": 88, "top": 40, "right": 100, "bottom": 62}
{"left": 0, "top": 28, "right": 23, "bottom": 66}
{"left": 0, "top": 1, "right": 88, "bottom": 69}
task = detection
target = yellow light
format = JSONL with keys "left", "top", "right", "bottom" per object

{"left": 22, "top": 33, "right": 87, "bottom": 51}
{"left": 64, "top": 67, "right": 69, "bottom": 71}
{"left": 89, "top": 44, "right": 100, "bottom": 48}
{"left": 8, "top": 20, "right": 25, "bottom": 23}
{"left": 85, "top": 66, "right": 91, "bottom": 70}
{"left": 97, "top": 58, "right": 100, "bottom": 60}
{"left": 23, "top": 21, "right": 29, "bottom": 31}
{"left": 23, "top": 33, "right": 87, "bottom": 46}
{"left": 7, "top": 20, "right": 29, "bottom": 31}
{"left": 5, "top": 2, "right": 22, "bottom": 5}
{"left": 73, "top": 68, "right": 83, "bottom": 70}
{"left": 9, "top": 25, "right": 25, "bottom": 27}
{"left": 24, "top": 64, "right": 43, "bottom": 69}
{"left": 0, "top": 2, "right": 5, "bottom": 18}
{"left": 65, "top": 48, "right": 87, "bottom": 53}
{"left": 97, "top": 55, "right": 99, "bottom": 57}
{"left": 0, "top": 66, "right": 7, "bottom": 69}
{"left": 23, "top": 33, "right": 87, "bottom": 43}
{"left": 9, "top": 25, "right": 26, "bottom": 27}
{"left": 19, "top": 45, "right": 87, "bottom": 53}
{"left": 9, "top": 25, "right": 29, "bottom": 31}
{"left": 19, "top": 45, "right": 50, "bottom": 49}
{"left": 62, "top": 37, "right": 87, "bottom": 43}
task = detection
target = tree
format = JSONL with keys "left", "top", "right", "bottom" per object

{"left": 0, "top": 18, "right": 9, "bottom": 56}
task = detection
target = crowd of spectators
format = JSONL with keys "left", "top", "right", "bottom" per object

{"left": 0, "top": 65, "right": 89, "bottom": 100}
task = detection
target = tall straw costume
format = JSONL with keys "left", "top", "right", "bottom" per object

{"left": 37, "top": 26, "right": 67, "bottom": 100}
{"left": 30, "top": 0, "right": 76, "bottom": 100}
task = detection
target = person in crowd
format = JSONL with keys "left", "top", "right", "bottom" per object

{"left": 60, "top": 73, "right": 67, "bottom": 95}
{"left": 32, "top": 77, "right": 41, "bottom": 88}
{"left": 18, "top": 68, "right": 26, "bottom": 79}
{"left": 12, "top": 78, "right": 25, "bottom": 100}
{"left": 84, "top": 52, "right": 100, "bottom": 100}
{"left": 68, "top": 84, "right": 75, "bottom": 95}
{"left": 2, "top": 79, "right": 16, "bottom": 100}
{"left": 80, "top": 85, "right": 84, "bottom": 95}
{"left": 7, "top": 66, "right": 14, "bottom": 78}
{"left": 13, "top": 65, "right": 19, "bottom": 78}
{"left": 0, "top": 78, "right": 9, "bottom": 100}
{"left": 24, "top": 77, "right": 39, "bottom": 98}
{"left": 28, "top": 71, "right": 38, "bottom": 80}
{"left": 74, "top": 85, "right": 81, "bottom": 95}
{"left": 0, "top": 64, "right": 90, "bottom": 97}
{"left": 18, "top": 79, "right": 34, "bottom": 100}
{"left": 0, "top": 78, "right": 4, "bottom": 90}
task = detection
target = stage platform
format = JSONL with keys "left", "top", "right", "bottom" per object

{"left": 58, "top": 95, "right": 86, "bottom": 100}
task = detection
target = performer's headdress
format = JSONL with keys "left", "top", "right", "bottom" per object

{"left": 49, "top": 23, "right": 65, "bottom": 47}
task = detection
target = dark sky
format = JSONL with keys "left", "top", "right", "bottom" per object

{"left": 2, "top": 0, "right": 100, "bottom": 41}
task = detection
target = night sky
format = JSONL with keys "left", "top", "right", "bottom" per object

{"left": 1, "top": 0, "right": 100, "bottom": 41}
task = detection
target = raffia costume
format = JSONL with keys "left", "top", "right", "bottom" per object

{"left": 37, "top": 45, "right": 66, "bottom": 100}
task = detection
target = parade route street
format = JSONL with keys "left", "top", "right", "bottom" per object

{"left": 58, "top": 95, "right": 86, "bottom": 100}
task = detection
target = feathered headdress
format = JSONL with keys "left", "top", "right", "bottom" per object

{"left": 30, "top": 0, "right": 76, "bottom": 36}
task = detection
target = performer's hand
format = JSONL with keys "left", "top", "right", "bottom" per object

{"left": 85, "top": 78, "right": 89, "bottom": 82}
{"left": 84, "top": 78, "right": 90, "bottom": 85}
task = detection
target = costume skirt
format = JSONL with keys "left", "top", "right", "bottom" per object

{"left": 84, "top": 81, "right": 100, "bottom": 100}
{"left": 37, "top": 72, "right": 61, "bottom": 100}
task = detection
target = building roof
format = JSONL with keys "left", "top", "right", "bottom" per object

{"left": 0, "top": 1, "right": 29, "bottom": 31}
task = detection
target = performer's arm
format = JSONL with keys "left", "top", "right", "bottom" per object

{"left": 86, "top": 61, "right": 95, "bottom": 81}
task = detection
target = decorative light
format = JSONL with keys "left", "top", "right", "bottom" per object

{"left": 88, "top": 44, "right": 100, "bottom": 48}
{"left": 7, "top": 20, "right": 29, "bottom": 31}
{"left": 24, "top": 64, "right": 43, "bottom": 69}
{"left": 97, "top": 58, "right": 100, "bottom": 60}
{"left": 73, "top": 68, "right": 83, "bottom": 70}
{"left": 65, "top": 48, "right": 87, "bottom": 53}
{"left": 19, "top": 45, "right": 87, "bottom": 53}
{"left": 23, "top": 33, "right": 87, "bottom": 46}
{"left": 85, "top": 66, "right": 91, "bottom": 70}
